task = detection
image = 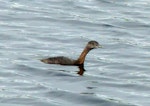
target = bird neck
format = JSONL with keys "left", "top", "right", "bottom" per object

{"left": 76, "top": 47, "right": 91, "bottom": 65}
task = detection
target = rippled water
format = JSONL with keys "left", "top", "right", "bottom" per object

{"left": 0, "top": 0, "right": 150, "bottom": 106}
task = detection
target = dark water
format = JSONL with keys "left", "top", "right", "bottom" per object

{"left": 0, "top": 0, "right": 150, "bottom": 106}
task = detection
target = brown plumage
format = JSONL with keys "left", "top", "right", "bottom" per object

{"left": 41, "top": 40, "right": 101, "bottom": 66}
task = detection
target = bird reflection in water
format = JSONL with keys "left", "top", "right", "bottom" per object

{"left": 77, "top": 64, "right": 85, "bottom": 76}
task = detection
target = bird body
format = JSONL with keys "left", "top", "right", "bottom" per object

{"left": 41, "top": 56, "right": 76, "bottom": 65}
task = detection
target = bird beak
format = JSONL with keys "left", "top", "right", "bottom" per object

{"left": 98, "top": 45, "right": 102, "bottom": 48}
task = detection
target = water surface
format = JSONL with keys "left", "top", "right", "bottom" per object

{"left": 0, "top": 0, "right": 150, "bottom": 106}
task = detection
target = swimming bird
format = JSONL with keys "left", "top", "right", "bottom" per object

{"left": 41, "top": 40, "right": 101, "bottom": 66}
